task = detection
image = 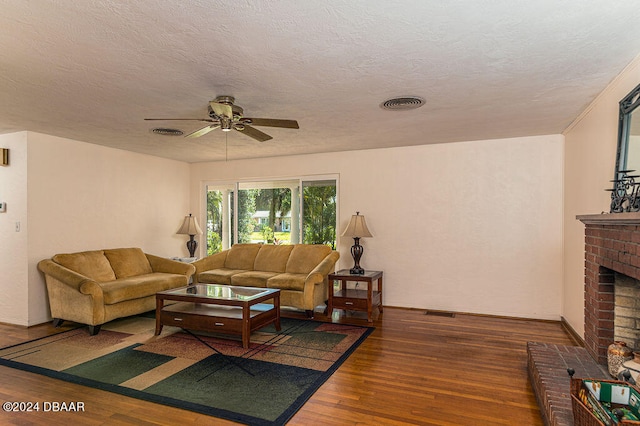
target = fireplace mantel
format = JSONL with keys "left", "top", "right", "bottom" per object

{"left": 577, "top": 212, "right": 640, "bottom": 225}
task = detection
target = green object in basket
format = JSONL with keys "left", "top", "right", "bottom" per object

{"left": 584, "top": 380, "right": 640, "bottom": 422}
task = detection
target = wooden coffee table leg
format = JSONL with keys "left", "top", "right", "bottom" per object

{"left": 155, "top": 296, "right": 163, "bottom": 335}
{"left": 242, "top": 304, "right": 250, "bottom": 349}
{"left": 274, "top": 294, "right": 281, "bottom": 331}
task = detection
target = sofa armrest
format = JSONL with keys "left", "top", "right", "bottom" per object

{"left": 305, "top": 251, "right": 340, "bottom": 286}
{"left": 146, "top": 254, "right": 196, "bottom": 277}
{"left": 37, "top": 259, "right": 95, "bottom": 292}
{"left": 37, "top": 259, "right": 104, "bottom": 302}
{"left": 193, "top": 251, "right": 228, "bottom": 274}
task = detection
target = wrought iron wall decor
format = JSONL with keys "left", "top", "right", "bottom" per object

{"left": 610, "top": 83, "right": 640, "bottom": 212}
{"left": 608, "top": 170, "right": 640, "bottom": 212}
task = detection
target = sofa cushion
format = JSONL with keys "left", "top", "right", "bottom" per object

{"left": 230, "top": 270, "right": 280, "bottom": 288}
{"left": 104, "top": 248, "right": 153, "bottom": 279}
{"left": 253, "top": 244, "right": 294, "bottom": 273}
{"left": 224, "top": 244, "right": 262, "bottom": 270}
{"left": 99, "top": 273, "right": 187, "bottom": 305}
{"left": 285, "top": 244, "right": 332, "bottom": 274}
{"left": 267, "top": 273, "right": 307, "bottom": 291}
{"left": 52, "top": 250, "right": 117, "bottom": 283}
{"left": 198, "top": 268, "right": 245, "bottom": 285}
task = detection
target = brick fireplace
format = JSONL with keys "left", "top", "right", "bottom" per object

{"left": 525, "top": 213, "right": 640, "bottom": 426}
{"left": 578, "top": 212, "right": 640, "bottom": 365}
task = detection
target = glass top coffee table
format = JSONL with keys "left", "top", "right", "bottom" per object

{"left": 155, "top": 284, "right": 281, "bottom": 349}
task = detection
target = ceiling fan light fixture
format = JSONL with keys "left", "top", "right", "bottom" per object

{"left": 380, "top": 96, "right": 425, "bottom": 111}
{"left": 221, "top": 117, "right": 233, "bottom": 132}
{"left": 151, "top": 127, "right": 184, "bottom": 136}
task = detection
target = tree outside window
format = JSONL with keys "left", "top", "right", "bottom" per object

{"left": 206, "top": 178, "right": 337, "bottom": 253}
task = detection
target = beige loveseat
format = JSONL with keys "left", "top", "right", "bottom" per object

{"left": 38, "top": 247, "right": 195, "bottom": 334}
{"left": 193, "top": 244, "right": 339, "bottom": 317}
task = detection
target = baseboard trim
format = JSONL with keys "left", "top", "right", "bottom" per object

{"left": 561, "top": 316, "right": 584, "bottom": 347}
{"left": 384, "top": 305, "right": 565, "bottom": 324}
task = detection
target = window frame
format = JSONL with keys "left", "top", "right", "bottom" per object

{"left": 202, "top": 174, "right": 339, "bottom": 253}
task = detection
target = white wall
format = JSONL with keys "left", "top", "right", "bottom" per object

{"left": 0, "top": 132, "right": 29, "bottom": 325}
{"left": 191, "top": 134, "right": 564, "bottom": 319}
{"left": 0, "top": 132, "right": 191, "bottom": 326}
{"left": 0, "top": 124, "right": 565, "bottom": 325}
{"left": 563, "top": 56, "right": 640, "bottom": 337}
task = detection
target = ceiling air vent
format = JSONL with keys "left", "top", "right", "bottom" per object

{"left": 380, "top": 96, "right": 425, "bottom": 111}
{"left": 151, "top": 128, "right": 184, "bottom": 136}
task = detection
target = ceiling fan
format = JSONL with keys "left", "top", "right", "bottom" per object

{"left": 145, "top": 96, "right": 299, "bottom": 142}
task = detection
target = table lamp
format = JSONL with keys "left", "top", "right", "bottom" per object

{"left": 341, "top": 212, "right": 373, "bottom": 275}
{"left": 176, "top": 213, "right": 203, "bottom": 258}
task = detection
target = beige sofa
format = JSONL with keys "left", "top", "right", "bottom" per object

{"left": 193, "top": 243, "right": 339, "bottom": 317}
{"left": 38, "top": 247, "right": 195, "bottom": 334}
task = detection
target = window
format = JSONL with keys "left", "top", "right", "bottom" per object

{"left": 237, "top": 180, "right": 297, "bottom": 245}
{"left": 302, "top": 179, "right": 337, "bottom": 249}
{"left": 205, "top": 176, "right": 337, "bottom": 253}
{"left": 205, "top": 185, "right": 233, "bottom": 255}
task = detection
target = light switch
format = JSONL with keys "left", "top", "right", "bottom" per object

{"left": 0, "top": 202, "right": 5, "bottom": 212}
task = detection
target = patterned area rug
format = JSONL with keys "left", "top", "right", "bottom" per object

{"left": 0, "top": 315, "right": 373, "bottom": 425}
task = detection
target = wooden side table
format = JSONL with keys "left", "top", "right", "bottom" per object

{"left": 327, "top": 269, "right": 383, "bottom": 322}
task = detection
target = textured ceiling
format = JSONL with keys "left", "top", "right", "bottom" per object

{"left": 1, "top": 1, "right": 640, "bottom": 163}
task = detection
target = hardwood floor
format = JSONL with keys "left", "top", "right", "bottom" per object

{"left": 0, "top": 307, "right": 576, "bottom": 425}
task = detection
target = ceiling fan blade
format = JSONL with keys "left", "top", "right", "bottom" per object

{"left": 243, "top": 118, "right": 299, "bottom": 129}
{"left": 144, "top": 118, "right": 216, "bottom": 122}
{"left": 185, "top": 124, "right": 221, "bottom": 138}
{"left": 210, "top": 101, "right": 233, "bottom": 118}
{"left": 236, "top": 124, "right": 273, "bottom": 142}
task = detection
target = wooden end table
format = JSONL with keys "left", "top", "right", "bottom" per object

{"left": 327, "top": 269, "right": 383, "bottom": 322}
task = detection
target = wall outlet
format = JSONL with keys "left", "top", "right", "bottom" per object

{"left": 0, "top": 202, "right": 5, "bottom": 212}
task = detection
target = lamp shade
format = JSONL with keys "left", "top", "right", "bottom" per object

{"left": 341, "top": 212, "right": 373, "bottom": 238}
{"left": 176, "top": 214, "right": 203, "bottom": 235}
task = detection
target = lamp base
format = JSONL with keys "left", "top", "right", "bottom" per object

{"left": 349, "top": 237, "right": 364, "bottom": 275}
{"left": 349, "top": 237, "right": 365, "bottom": 275}
{"left": 186, "top": 236, "right": 198, "bottom": 258}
